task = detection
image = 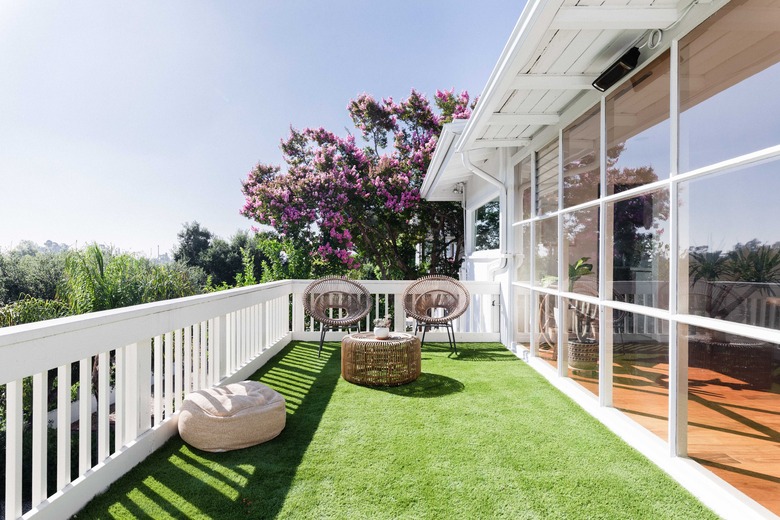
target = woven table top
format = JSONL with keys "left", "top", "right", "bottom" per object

{"left": 343, "top": 332, "right": 415, "bottom": 345}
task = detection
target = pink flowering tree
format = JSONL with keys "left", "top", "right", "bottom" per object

{"left": 241, "top": 89, "right": 475, "bottom": 279}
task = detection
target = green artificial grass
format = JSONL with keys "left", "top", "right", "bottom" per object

{"left": 74, "top": 342, "right": 717, "bottom": 519}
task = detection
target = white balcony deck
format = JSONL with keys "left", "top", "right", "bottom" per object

{"left": 0, "top": 279, "right": 500, "bottom": 520}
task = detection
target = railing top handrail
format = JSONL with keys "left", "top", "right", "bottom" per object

{"left": 0, "top": 279, "right": 292, "bottom": 347}
{"left": 0, "top": 278, "right": 502, "bottom": 385}
{"left": 290, "top": 279, "right": 501, "bottom": 293}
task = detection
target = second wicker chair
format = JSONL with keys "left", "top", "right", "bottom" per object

{"left": 402, "top": 275, "right": 470, "bottom": 352}
{"left": 302, "top": 277, "right": 372, "bottom": 357}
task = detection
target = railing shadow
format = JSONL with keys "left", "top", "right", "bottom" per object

{"left": 426, "top": 342, "right": 517, "bottom": 362}
{"left": 73, "top": 340, "right": 341, "bottom": 519}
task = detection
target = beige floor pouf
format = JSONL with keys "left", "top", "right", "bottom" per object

{"left": 178, "top": 381, "right": 286, "bottom": 452}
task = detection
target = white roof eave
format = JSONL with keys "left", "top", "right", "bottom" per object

{"left": 420, "top": 119, "right": 468, "bottom": 200}
{"left": 456, "top": 0, "right": 563, "bottom": 154}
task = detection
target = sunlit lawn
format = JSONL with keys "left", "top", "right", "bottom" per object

{"left": 75, "top": 341, "right": 716, "bottom": 519}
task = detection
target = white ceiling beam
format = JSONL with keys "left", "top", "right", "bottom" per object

{"left": 472, "top": 138, "right": 532, "bottom": 149}
{"left": 551, "top": 7, "right": 680, "bottom": 30}
{"left": 487, "top": 113, "right": 560, "bottom": 126}
{"left": 512, "top": 74, "right": 598, "bottom": 91}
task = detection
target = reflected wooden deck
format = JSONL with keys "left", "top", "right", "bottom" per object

{"left": 571, "top": 361, "right": 780, "bottom": 515}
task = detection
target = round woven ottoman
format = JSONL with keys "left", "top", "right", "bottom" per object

{"left": 178, "top": 381, "right": 285, "bottom": 452}
{"left": 341, "top": 332, "right": 421, "bottom": 386}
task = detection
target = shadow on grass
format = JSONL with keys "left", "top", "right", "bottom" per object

{"left": 74, "top": 341, "right": 341, "bottom": 519}
{"left": 374, "top": 372, "right": 464, "bottom": 398}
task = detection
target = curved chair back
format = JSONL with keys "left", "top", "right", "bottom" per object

{"left": 303, "top": 277, "right": 372, "bottom": 327}
{"left": 302, "top": 277, "right": 372, "bottom": 357}
{"left": 402, "top": 275, "right": 469, "bottom": 353}
{"left": 402, "top": 275, "right": 470, "bottom": 324}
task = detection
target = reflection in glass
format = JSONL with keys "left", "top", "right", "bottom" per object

{"left": 565, "top": 296, "right": 600, "bottom": 397}
{"left": 563, "top": 105, "right": 600, "bottom": 208}
{"left": 606, "top": 51, "right": 670, "bottom": 195}
{"left": 679, "top": 162, "right": 780, "bottom": 329}
{"left": 534, "top": 216, "right": 558, "bottom": 286}
{"left": 475, "top": 198, "right": 500, "bottom": 251}
{"left": 612, "top": 312, "right": 670, "bottom": 441}
{"left": 515, "top": 287, "right": 532, "bottom": 346}
{"left": 682, "top": 324, "right": 779, "bottom": 506}
{"left": 514, "top": 156, "right": 533, "bottom": 222}
{"left": 680, "top": 0, "right": 780, "bottom": 172}
{"left": 537, "top": 292, "right": 558, "bottom": 369}
{"left": 608, "top": 188, "right": 670, "bottom": 309}
{"left": 564, "top": 206, "right": 599, "bottom": 297}
{"left": 536, "top": 140, "right": 559, "bottom": 216}
{"left": 515, "top": 224, "right": 531, "bottom": 284}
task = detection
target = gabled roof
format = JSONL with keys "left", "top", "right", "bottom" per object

{"left": 423, "top": 0, "right": 719, "bottom": 197}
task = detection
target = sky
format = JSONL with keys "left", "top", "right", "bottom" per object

{"left": 0, "top": 1, "right": 523, "bottom": 257}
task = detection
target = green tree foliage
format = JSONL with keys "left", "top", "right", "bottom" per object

{"left": 174, "top": 224, "right": 270, "bottom": 285}
{"left": 173, "top": 221, "right": 212, "bottom": 267}
{"left": 474, "top": 199, "right": 500, "bottom": 251}
{"left": 256, "top": 233, "right": 315, "bottom": 282}
{"left": 59, "top": 244, "right": 203, "bottom": 314}
{"left": 0, "top": 246, "right": 66, "bottom": 304}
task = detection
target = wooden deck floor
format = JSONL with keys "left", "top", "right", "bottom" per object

{"left": 540, "top": 349, "right": 780, "bottom": 515}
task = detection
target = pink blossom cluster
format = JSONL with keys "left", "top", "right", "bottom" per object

{"left": 241, "top": 88, "right": 474, "bottom": 270}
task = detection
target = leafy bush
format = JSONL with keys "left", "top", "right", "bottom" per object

{"left": 0, "top": 295, "right": 70, "bottom": 328}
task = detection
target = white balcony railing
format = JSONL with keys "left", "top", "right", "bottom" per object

{"left": 0, "top": 279, "right": 500, "bottom": 520}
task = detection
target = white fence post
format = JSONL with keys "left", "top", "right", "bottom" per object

{"left": 31, "top": 372, "right": 47, "bottom": 505}
{"left": 56, "top": 364, "right": 71, "bottom": 490}
{"left": 6, "top": 379, "right": 23, "bottom": 520}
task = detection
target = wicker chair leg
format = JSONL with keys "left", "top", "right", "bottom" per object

{"left": 318, "top": 326, "right": 329, "bottom": 358}
{"left": 446, "top": 323, "right": 457, "bottom": 353}
{"left": 420, "top": 322, "right": 428, "bottom": 348}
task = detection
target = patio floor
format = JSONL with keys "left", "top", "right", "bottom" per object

{"left": 74, "top": 341, "right": 717, "bottom": 519}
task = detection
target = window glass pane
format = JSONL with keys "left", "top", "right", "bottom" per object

{"left": 564, "top": 206, "right": 599, "bottom": 297}
{"left": 563, "top": 105, "right": 600, "bottom": 208}
{"left": 515, "top": 223, "right": 531, "bottom": 284}
{"left": 613, "top": 312, "right": 670, "bottom": 441}
{"left": 609, "top": 188, "right": 670, "bottom": 309}
{"left": 565, "top": 296, "right": 600, "bottom": 397}
{"left": 537, "top": 292, "right": 558, "bottom": 369}
{"left": 534, "top": 216, "right": 558, "bottom": 286}
{"left": 536, "top": 140, "right": 559, "bottom": 216}
{"left": 474, "top": 198, "right": 500, "bottom": 251}
{"left": 606, "top": 51, "right": 670, "bottom": 195}
{"left": 679, "top": 160, "right": 780, "bottom": 328}
{"left": 514, "top": 287, "right": 532, "bottom": 348}
{"left": 514, "top": 156, "right": 533, "bottom": 222}
{"left": 682, "top": 324, "right": 779, "bottom": 507}
{"left": 680, "top": 0, "right": 780, "bottom": 171}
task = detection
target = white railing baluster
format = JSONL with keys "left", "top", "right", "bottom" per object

{"left": 174, "top": 329, "right": 183, "bottom": 411}
{"left": 6, "top": 379, "right": 23, "bottom": 520}
{"left": 192, "top": 323, "right": 201, "bottom": 391}
{"left": 207, "top": 319, "right": 215, "bottom": 386}
{"left": 98, "top": 352, "right": 109, "bottom": 462}
{"left": 184, "top": 326, "right": 192, "bottom": 395}
{"left": 153, "top": 336, "right": 162, "bottom": 426}
{"left": 114, "top": 347, "right": 125, "bottom": 450}
{"left": 32, "top": 371, "right": 47, "bottom": 506}
{"left": 57, "top": 364, "right": 71, "bottom": 490}
{"left": 78, "top": 357, "right": 91, "bottom": 474}
{"left": 126, "top": 342, "right": 140, "bottom": 440}
{"left": 164, "top": 331, "right": 173, "bottom": 419}
{"left": 200, "top": 321, "right": 207, "bottom": 389}
{"left": 259, "top": 302, "right": 266, "bottom": 352}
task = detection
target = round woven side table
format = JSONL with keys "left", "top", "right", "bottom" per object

{"left": 341, "top": 332, "right": 421, "bottom": 386}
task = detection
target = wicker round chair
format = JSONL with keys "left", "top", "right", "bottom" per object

{"left": 402, "top": 275, "right": 470, "bottom": 352}
{"left": 302, "top": 277, "right": 372, "bottom": 357}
